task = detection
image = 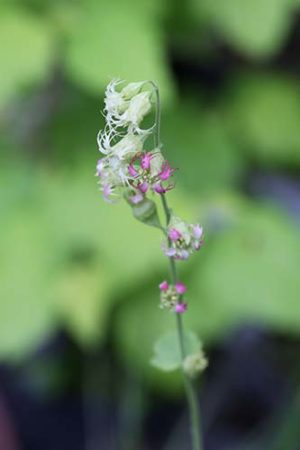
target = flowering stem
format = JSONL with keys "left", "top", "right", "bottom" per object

{"left": 151, "top": 83, "right": 203, "bottom": 450}
{"left": 161, "top": 193, "right": 203, "bottom": 450}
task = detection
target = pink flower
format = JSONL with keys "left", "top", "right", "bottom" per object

{"left": 159, "top": 162, "right": 173, "bottom": 181}
{"left": 141, "top": 153, "right": 152, "bottom": 170}
{"left": 153, "top": 183, "right": 166, "bottom": 194}
{"left": 175, "top": 282, "right": 186, "bottom": 294}
{"left": 159, "top": 280, "right": 169, "bottom": 291}
{"left": 175, "top": 303, "right": 187, "bottom": 314}
{"left": 168, "top": 228, "right": 181, "bottom": 241}
{"left": 128, "top": 164, "right": 138, "bottom": 177}
{"left": 138, "top": 181, "right": 149, "bottom": 193}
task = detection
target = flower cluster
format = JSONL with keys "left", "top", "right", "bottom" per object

{"left": 163, "top": 216, "right": 204, "bottom": 260}
{"left": 96, "top": 80, "right": 207, "bottom": 383}
{"left": 159, "top": 280, "right": 187, "bottom": 313}
{"left": 96, "top": 80, "right": 175, "bottom": 203}
{"left": 128, "top": 151, "right": 175, "bottom": 195}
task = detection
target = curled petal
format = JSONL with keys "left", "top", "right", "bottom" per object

{"left": 138, "top": 181, "right": 149, "bottom": 193}
{"left": 158, "top": 162, "right": 174, "bottom": 181}
{"left": 128, "top": 164, "right": 138, "bottom": 177}
{"left": 97, "top": 127, "right": 114, "bottom": 155}
{"left": 141, "top": 153, "right": 152, "bottom": 170}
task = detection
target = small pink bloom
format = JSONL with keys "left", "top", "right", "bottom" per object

{"left": 159, "top": 162, "right": 173, "bottom": 181}
{"left": 175, "top": 303, "right": 187, "bottom": 314}
{"left": 153, "top": 183, "right": 166, "bottom": 194}
{"left": 168, "top": 228, "right": 181, "bottom": 241}
{"left": 193, "top": 224, "right": 203, "bottom": 239}
{"left": 138, "top": 182, "right": 149, "bottom": 193}
{"left": 175, "top": 282, "right": 186, "bottom": 294}
{"left": 141, "top": 153, "right": 152, "bottom": 170}
{"left": 128, "top": 164, "right": 138, "bottom": 177}
{"left": 159, "top": 280, "right": 169, "bottom": 291}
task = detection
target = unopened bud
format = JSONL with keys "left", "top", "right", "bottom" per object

{"left": 131, "top": 198, "right": 161, "bottom": 229}
{"left": 183, "top": 349, "right": 208, "bottom": 378}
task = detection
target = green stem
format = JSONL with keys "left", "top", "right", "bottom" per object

{"left": 151, "top": 82, "right": 203, "bottom": 450}
{"left": 148, "top": 81, "right": 161, "bottom": 150}
{"left": 162, "top": 193, "right": 203, "bottom": 450}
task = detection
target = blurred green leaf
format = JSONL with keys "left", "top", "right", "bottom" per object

{"left": 226, "top": 73, "right": 300, "bottom": 165}
{"left": 0, "top": 210, "right": 56, "bottom": 360}
{"left": 193, "top": 196, "right": 300, "bottom": 334}
{"left": 65, "top": 0, "right": 175, "bottom": 104}
{"left": 41, "top": 169, "right": 164, "bottom": 291}
{"left": 115, "top": 290, "right": 184, "bottom": 393}
{"left": 0, "top": 162, "right": 165, "bottom": 359}
{"left": 151, "top": 330, "right": 200, "bottom": 371}
{"left": 194, "top": 0, "right": 292, "bottom": 58}
{"left": 53, "top": 263, "right": 109, "bottom": 348}
{"left": 162, "top": 103, "right": 244, "bottom": 193}
{"left": 0, "top": 8, "right": 54, "bottom": 105}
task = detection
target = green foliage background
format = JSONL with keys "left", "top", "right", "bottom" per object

{"left": 1, "top": 0, "right": 300, "bottom": 393}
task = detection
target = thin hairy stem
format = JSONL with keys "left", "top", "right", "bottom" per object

{"left": 151, "top": 82, "right": 203, "bottom": 450}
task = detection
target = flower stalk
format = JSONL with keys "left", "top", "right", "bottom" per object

{"left": 154, "top": 88, "right": 203, "bottom": 448}
{"left": 96, "top": 79, "right": 206, "bottom": 450}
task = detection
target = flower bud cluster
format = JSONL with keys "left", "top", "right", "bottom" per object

{"left": 163, "top": 216, "right": 204, "bottom": 260}
{"left": 159, "top": 280, "right": 187, "bottom": 313}
{"left": 96, "top": 80, "right": 175, "bottom": 203}
{"left": 129, "top": 151, "right": 175, "bottom": 195}
{"left": 183, "top": 349, "right": 208, "bottom": 378}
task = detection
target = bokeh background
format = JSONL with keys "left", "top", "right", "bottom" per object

{"left": 1, "top": 0, "right": 300, "bottom": 449}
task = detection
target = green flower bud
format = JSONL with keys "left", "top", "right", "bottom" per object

{"left": 131, "top": 198, "right": 161, "bottom": 229}
{"left": 121, "top": 81, "right": 145, "bottom": 100}
{"left": 183, "top": 349, "right": 208, "bottom": 378}
{"left": 124, "top": 92, "right": 152, "bottom": 128}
